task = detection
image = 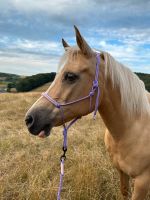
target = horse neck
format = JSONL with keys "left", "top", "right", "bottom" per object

{"left": 98, "top": 77, "right": 134, "bottom": 140}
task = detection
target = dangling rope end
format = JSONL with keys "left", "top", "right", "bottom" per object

{"left": 60, "top": 158, "right": 65, "bottom": 176}
{"left": 93, "top": 115, "right": 96, "bottom": 120}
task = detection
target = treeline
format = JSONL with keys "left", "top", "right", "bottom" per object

{"left": 136, "top": 73, "right": 150, "bottom": 92}
{"left": 5, "top": 72, "right": 150, "bottom": 92}
{"left": 7, "top": 73, "right": 56, "bottom": 92}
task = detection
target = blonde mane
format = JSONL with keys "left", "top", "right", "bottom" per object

{"left": 58, "top": 47, "right": 150, "bottom": 117}
{"left": 102, "top": 51, "right": 150, "bottom": 117}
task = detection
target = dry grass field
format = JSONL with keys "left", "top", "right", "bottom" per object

{"left": 0, "top": 87, "right": 150, "bottom": 200}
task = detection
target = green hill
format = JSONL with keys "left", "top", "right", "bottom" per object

{"left": 0, "top": 72, "right": 20, "bottom": 82}
{"left": 0, "top": 73, "right": 20, "bottom": 92}
{"left": 0, "top": 72, "right": 56, "bottom": 92}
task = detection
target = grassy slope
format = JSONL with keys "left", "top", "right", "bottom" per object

{"left": 32, "top": 82, "right": 51, "bottom": 92}
{"left": 0, "top": 92, "right": 150, "bottom": 200}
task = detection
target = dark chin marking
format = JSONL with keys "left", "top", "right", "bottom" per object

{"left": 44, "top": 124, "right": 52, "bottom": 137}
{"left": 28, "top": 124, "right": 52, "bottom": 137}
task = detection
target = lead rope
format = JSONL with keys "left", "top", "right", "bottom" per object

{"left": 57, "top": 117, "right": 79, "bottom": 200}
{"left": 56, "top": 53, "right": 100, "bottom": 200}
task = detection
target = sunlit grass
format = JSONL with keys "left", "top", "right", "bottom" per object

{"left": 0, "top": 91, "right": 149, "bottom": 200}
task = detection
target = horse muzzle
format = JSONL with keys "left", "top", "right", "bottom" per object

{"left": 25, "top": 107, "right": 54, "bottom": 138}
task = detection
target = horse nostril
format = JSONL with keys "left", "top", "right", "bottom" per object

{"left": 25, "top": 115, "right": 34, "bottom": 128}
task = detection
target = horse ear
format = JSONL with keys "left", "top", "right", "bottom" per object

{"left": 62, "top": 38, "right": 70, "bottom": 50}
{"left": 74, "top": 25, "right": 92, "bottom": 57}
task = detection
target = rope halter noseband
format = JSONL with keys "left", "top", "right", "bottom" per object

{"left": 42, "top": 53, "right": 101, "bottom": 200}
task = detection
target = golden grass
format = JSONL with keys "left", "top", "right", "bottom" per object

{"left": 0, "top": 92, "right": 149, "bottom": 200}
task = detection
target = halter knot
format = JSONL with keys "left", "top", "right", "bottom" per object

{"left": 56, "top": 104, "right": 61, "bottom": 109}
{"left": 93, "top": 80, "right": 98, "bottom": 89}
{"left": 89, "top": 91, "right": 95, "bottom": 96}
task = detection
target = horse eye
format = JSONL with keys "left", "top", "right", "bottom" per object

{"left": 64, "top": 72, "right": 79, "bottom": 83}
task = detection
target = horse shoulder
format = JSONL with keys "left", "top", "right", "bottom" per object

{"left": 104, "top": 119, "right": 150, "bottom": 177}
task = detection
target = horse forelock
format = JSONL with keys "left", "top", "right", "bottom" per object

{"left": 57, "top": 46, "right": 80, "bottom": 72}
{"left": 58, "top": 46, "right": 97, "bottom": 72}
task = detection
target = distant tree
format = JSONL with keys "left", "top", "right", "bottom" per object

{"left": 7, "top": 82, "right": 16, "bottom": 92}
{"left": 16, "top": 72, "right": 56, "bottom": 92}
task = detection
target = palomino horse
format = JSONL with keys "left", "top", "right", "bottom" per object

{"left": 25, "top": 26, "right": 150, "bottom": 200}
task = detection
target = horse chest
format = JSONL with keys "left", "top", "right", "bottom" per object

{"left": 104, "top": 129, "right": 150, "bottom": 177}
{"left": 105, "top": 140, "right": 137, "bottom": 176}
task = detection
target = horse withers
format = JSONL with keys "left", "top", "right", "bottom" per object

{"left": 25, "top": 26, "right": 150, "bottom": 200}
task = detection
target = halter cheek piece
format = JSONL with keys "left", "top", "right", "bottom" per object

{"left": 42, "top": 53, "right": 100, "bottom": 200}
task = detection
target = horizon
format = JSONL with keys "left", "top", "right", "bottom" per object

{"left": 0, "top": 70, "right": 150, "bottom": 77}
{"left": 0, "top": 0, "right": 150, "bottom": 75}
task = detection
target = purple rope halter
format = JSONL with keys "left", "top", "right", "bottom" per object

{"left": 42, "top": 53, "right": 100, "bottom": 200}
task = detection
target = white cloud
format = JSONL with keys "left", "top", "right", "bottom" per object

{"left": 0, "top": 0, "right": 88, "bottom": 15}
{"left": 0, "top": 52, "right": 59, "bottom": 75}
{"left": 1, "top": 37, "right": 61, "bottom": 53}
{"left": 93, "top": 28, "right": 150, "bottom": 45}
{"left": 85, "top": 28, "right": 150, "bottom": 73}
{"left": 0, "top": 0, "right": 149, "bottom": 74}
{"left": 101, "top": 43, "right": 150, "bottom": 73}
{"left": 0, "top": 37, "right": 62, "bottom": 75}
{"left": 0, "top": 31, "right": 150, "bottom": 74}
{"left": 0, "top": 36, "right": 65, "bottom": 75}
{"left": 1, "top": 0, "right": 149, "bottom": 16}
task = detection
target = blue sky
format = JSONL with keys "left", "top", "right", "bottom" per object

{"left": 0, "top": 0, "right": 150, "bottom": 75}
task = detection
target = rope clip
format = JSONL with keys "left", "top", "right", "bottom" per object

{"left": 60, "top": 147, "right": 67, "bottom": 161}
